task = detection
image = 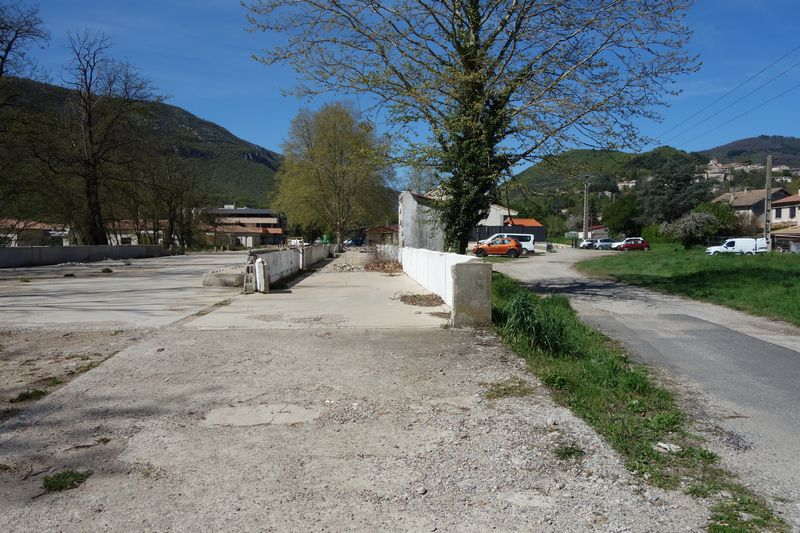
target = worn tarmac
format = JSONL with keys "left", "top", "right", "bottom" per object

{"left": 0, "top": 252, "right": 707, "bottom": 532}
{"left": 497, "top": 247, "right": 800, "bottom": 528}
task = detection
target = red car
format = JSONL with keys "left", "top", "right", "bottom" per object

{"left": 613, "top": 237, "right": 650, "bottom": 251}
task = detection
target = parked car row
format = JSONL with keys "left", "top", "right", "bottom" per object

{"left": 579, "top": 237, "right": 650, "bottom": 251}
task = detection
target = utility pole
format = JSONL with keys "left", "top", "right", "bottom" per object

{"left": 764, "top": 155, "right": 772, "bottom": 250}
{"left": 582, "top": 180, "right": 589, "bottom": 239}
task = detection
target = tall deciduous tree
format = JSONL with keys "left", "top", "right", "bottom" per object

{"left": 246, "top": 0, "right": 698, "bottom": 251}
{"left": 35, "top": 31, "right": 156, "bottom": 244}
{"left": 0, "top": 1, "right": 48, "bottom": 81}
{"left": 275, "top": 103, "right": 394, "bottom": 244}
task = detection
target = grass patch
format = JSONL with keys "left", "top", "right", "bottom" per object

{"left": 9, "top": 389, "right": 48, "bottom": 403}
{"left": 577, "top": 245, "right": 800, "bottom": 326}
{"left": 554, "top": 444, "right": 585, "bottom": 460}
{"left": 491, "top": 272, "right": 787, "bottom": 532}
{"left": 482, "top": 376, "right": 535, "bottom": 400}
{"left": 42, "top": 470, "right": 92, "bottom": 492}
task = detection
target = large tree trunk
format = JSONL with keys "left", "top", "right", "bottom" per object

{"left": 84, "top": 174, "right": 108, "bottom": 245}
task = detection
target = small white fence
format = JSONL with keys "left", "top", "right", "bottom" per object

{"left": 377, "top": 245, "right": 491, "bottom": 326}
{"left": 253, "top": 244, "right": 333, "bottom": 286}
{"left": 398, "top": 247, "right": 476, "bottom": 307}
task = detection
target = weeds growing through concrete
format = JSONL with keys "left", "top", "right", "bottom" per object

{"left": 9, "top": 389, "right": 48, "bottom": 403}
{"left": 482, "top": 377, "right": 535, "bottom": 400}
{"left": 491, "top": 272, "right": 787, "bottom": 532}
{"left": 42, "top": 470, "right": 92, "bottom": 492}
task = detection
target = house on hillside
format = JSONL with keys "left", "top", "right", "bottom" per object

{"left": 204, "top": 206, "right": 286, "bottom": 248}
{"left": 712, "top": 187, "right": 789, "bottom": 227}
{"left": 772, "top": 194, "right": 800, "bottom": 227}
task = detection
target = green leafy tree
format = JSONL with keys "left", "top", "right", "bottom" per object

{"left": 693, "top": 201, "right": 738, "bottom": 235}
{"left": 634, "top": 147, "right": 710, "bottom": 224}
{"left": 602, "top": 195, "right": 641, "bottom": 236}
{"left": 274, "top": 103, "right": 394, "bottom": 244}
{"left": 247, "top": 0, "right": 697, "bottom": 252}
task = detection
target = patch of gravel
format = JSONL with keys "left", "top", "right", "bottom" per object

{"left": 399, "top": 293, "right": 446, "bottom": 307}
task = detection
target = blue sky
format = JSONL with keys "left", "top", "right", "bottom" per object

{"left": 29, "top": 0, "right": 800, "bottom": 156}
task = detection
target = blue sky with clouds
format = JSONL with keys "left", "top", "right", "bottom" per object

{"left": 29, "top": 0, "right": 800, "bottom": 156}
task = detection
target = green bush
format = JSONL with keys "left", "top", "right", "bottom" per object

{"left": 642, "top": 224, "right": 675, "bottom": 244}
{"left": 501, "top": 292, "right": 580, "bottom": 356}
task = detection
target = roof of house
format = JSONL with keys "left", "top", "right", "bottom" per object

{"left": 367, "top": 225, "right": 399, "bottom": 233}
{"left": 205, "top": 207, "right": 279, "bottom": 216}
{"left": 205, "top": 226, "right": 284, "bottom": 235}
{"left": 772, "top": 194, "right": 800, "bottom": 206}
{"left": 0, "top": 218, "right": 67, "bottom": 231}
{"left": 713, "top": 188, "right": 787, "bottom": 208}
{"left": 503, "top": 216, "right": 543, "bottom": 228}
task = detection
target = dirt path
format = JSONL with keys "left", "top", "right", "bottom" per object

{"left": 496, "top": 248, "right": 800, "bottom": 528}
{"left": 0, "top": 257, "right": 707, "bottom": 531}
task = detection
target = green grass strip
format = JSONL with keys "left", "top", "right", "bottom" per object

{"left": 491, "top": 272, "right": 787, "bottom": 532}
{"left": 577, "top": 245, "right": 800, "bottom": 326}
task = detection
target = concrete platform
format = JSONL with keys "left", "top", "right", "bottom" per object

{"left": 0, "top": 253, "right": 247, "bottom": 330}
{"left": 187, "top": 270, "right": 450, "bottom": 330}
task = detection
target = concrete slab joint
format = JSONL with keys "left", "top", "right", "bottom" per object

{"left": 450, "top": 261, "right": 492, "bottom": 327}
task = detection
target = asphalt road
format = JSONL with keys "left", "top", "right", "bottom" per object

{"left": 497, "top": 248, "right": 800, "bottom": 528}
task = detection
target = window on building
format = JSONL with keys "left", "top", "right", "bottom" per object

{"left": 791, "top": 207, "right": 797, "bottom": 219}
{"left": 775, "top": 208, "right": 783, "bottom": 219}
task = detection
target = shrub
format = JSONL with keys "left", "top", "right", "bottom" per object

{"left": 642, "top": 223, "right": 675, "bottom": 244}
{"left": 502, "top": 293, "right": 579, "bottom": 356}
{"left": 662, "top": 212, "right": 718, "bottom": 249}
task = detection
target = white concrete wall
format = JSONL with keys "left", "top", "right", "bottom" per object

{"left": 301, "top": 244, "right": 333, "bottom": 269}
{"left": 398, "top": 191, "right": 446, "bottom": 252}
{"left": 399, "top": 247, "right": 476, "bottom": 307}
{"left": 263, "top": 249, "right": 301, "bottom": 284}
{"left": 255, "top": 244, "right": 332, "bottom": 285}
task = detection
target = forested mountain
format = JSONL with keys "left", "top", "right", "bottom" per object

{"left": 2, "top": 77, "right": 281, "bottom": 208}
{"left": 699, "top": 135, "right": 800, "bottom": 166}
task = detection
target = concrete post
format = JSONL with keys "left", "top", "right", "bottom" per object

{"left": 450, "top": 262, "right": 493, "bottom": 327}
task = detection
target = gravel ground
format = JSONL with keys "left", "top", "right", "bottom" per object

{"left": 0, "top": 264, "right": 709, "bottom": 531}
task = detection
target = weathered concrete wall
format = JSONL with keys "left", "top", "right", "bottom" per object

{"left": 301, "top": 244, "right": 333, "bottom": 270}
{"left": 451, "top": 262, "right": 492, "bottom": 327}
{"left": 0, "top": 245, "right": 169, "bottom": 269}
{"left": 375, "top": 244, "right": 399, "bottom": 262}
{"left": 398, "top": 191, "right": 446, "bottom": 252}
{"left": 399, "top": 247, "right": 475, "bottom": 307}
{"left": 253, "top": 244, "right": 333, "bottom": 286}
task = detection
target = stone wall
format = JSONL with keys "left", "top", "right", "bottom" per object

{"left": 0, "top": 245, "right": 169, "bottom": 269}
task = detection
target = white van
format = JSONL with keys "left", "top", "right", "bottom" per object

{"left": 706, "top": 238, "right": 767, "bottom": 255}
{"left": 480, "top": 233, "right": 535, "bottom": 254}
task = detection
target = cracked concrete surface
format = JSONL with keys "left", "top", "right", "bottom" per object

{"left": 0, "top": 253, "right": 708, "bottom": 531}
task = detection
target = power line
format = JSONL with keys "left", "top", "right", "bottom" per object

{"left": 682, "top": 79, "right": 800, "bottom": 147}
{"left": 666, "top": 57, "right": 800, "bottom": 144}
{"left": 656, "top": 43, "right": 800, "bottom": 141}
